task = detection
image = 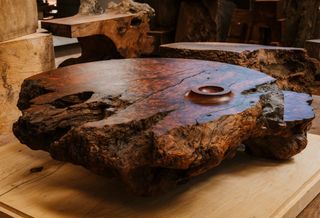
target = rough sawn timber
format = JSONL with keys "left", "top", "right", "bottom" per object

{"left": 160, "top": 42, "right": 320, "bottom": 93}
{"left": 13, "top": 58, "right": 314, "bottom": 195}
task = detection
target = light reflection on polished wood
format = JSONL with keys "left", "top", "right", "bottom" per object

{"left": 0, "top": 63, "right": 320, "bottom": 217}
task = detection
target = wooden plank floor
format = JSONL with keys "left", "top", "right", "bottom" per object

{"left": 1, "top": 129, "right": 320, "bottom": 217}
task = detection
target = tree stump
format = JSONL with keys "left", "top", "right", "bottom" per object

{"left": 0, "top": 33, "right": 55, "bottom": 143}
{"left": 160, "top": 42, "right": 320, "bottom": 93}
{"left": 13, "top": 58, "right": 314, "bottom": 196}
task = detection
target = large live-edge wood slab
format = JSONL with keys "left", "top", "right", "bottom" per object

{"left": 12, "top": 58, "right": 314, "bottom": 195}
{"left": 1, "top": 133, "right": 320, "bottom": 217}
{"left": 160, "top": 42, "right": 319, "bottom": 93}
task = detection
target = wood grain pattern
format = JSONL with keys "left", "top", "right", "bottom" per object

{"left": 0, "top": 33, "right": 55, "bottom": 146}
{"left": 0, "top": 0, "right": 38, "bottom": 42}
{"left": 160, "top": 42, "right": 319, "bottom": 93}
{"left": 299, "top": 194, "right": 320, "bottom": 218}
{"left": 12, "top": 58, "right": 314, "bottom": 195}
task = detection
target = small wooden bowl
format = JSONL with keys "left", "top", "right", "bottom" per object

{"left": 186, "top": 84, "right": 233, "bottom": 105}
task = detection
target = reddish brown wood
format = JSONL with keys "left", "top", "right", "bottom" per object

{"left": 13, "top": 58, "right": 314, "bottom": 195}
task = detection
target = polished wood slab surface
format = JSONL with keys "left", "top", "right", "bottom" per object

{"left": 0, "top": 56, "right": 319, "bottom": 216}
{"left": 12, "top": 58, "right": 314, "bottom": 195}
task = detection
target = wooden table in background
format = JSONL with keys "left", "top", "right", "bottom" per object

{"left": 41, "top": 11, "right": 154, "bottom": 67}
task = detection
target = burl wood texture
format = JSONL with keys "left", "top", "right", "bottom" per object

{"left": 41, "top": 10, "right": 154, "bottom": 58}
{"left": 160, "top": 42, "right": 319, "bottom": 93}
{"left": 13, "top": 58, "right": 314, "bottom": 195}
{"left": 0, "top": 0, "right": 38, "bottom": 42}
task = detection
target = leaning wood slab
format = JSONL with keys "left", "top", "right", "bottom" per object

{"left": 13, "top": 58, "right": 314, "bottom": 195}
{"left": 160, "top": 42, "right": 320, "bottom": 93}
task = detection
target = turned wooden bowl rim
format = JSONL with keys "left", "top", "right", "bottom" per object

{"left": 190, "top": 84, "right": 231, "bottom": 97}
